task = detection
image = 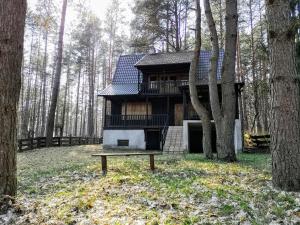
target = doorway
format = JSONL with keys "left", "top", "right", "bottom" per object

{"left": 146, "top": 130, "right": 160, "bottom": 150}
{"left": 188, "top": 123, "right": 216, "bottom": 153}
{"left": 174, "top": 104, "right": 183, "bottom": 126}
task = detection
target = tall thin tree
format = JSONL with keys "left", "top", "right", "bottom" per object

{"left": 46, "top": 0, "right": 68, "bottom": 145}
{"left": 0, "top": 0, "right": 27, "bottom": 200}
{"left": 189, "top": 0, "right": 213, "bottom": 159}
{"left": 204, "top": 0, "right": 238, "bottom": 161}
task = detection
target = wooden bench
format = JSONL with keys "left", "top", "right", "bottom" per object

{"left": 92, "top": 152, "right": 162, "bottom": 175}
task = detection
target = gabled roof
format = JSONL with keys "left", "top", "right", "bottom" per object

{"left": 98, "top": 83, "right": 139, "bottom": 96}
{"left": 98, "top": 50, "right": 224, "bottom": 96}
{"left": 99, "top": 54, "right": 144, "bottom": 96}
{"left": 112, "top": 54, "right": 145, "bottom": 84}
{"left": 135, "top": 51, "right": 193, "bottom": 67}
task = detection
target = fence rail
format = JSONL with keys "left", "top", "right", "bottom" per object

{"left": 18, "top": 136, "right": 103, "bottom": 152}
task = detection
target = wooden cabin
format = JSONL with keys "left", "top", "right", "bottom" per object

{"left": 98, "top": 51, "right": 243, "bottom": 153}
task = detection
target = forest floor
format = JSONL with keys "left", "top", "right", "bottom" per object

{"left": 4, "top": 145, "right": 300, "bottom": 224}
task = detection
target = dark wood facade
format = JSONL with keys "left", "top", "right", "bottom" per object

{"left": 100, "top": 53, "right": 243, "bottom": 150}
{"left": 103, "top": 63, "right": 241, "bottom": 129}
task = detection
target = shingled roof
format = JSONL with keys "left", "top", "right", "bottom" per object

{"left": 135, "top": 51, "right": 193, "bottom": 67}
{"left": 98, "top": 50, "right": 224, "bottom": 96}
{"left": 112, "top": 54, "right": 145, "bottom": 84}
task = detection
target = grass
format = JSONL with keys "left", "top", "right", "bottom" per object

{"left": 15, "top": 145, "right": 300, "bottom": 225}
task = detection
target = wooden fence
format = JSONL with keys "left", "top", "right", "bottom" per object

{"left": 244, "top": 134, "right": 270, "bottom": 153}
{"left": 18, "top": 136, "right": 103, "bottom": 152}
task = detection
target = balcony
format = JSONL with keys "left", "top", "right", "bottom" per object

{"left": 139, "top": 80, "right": 188, "bottom": 95}
{"left": 104, "top": 114, "right": 169, "bottom": 129}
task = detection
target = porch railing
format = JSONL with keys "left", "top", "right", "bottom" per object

{"left": 105, "top": 114, "right": 169, "bottom": 128}
{"left": 139, "top": 80, "right": 188, "bottom": 95}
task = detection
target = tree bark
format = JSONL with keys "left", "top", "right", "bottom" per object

{"left": 87, "top": 46, "right": 95, "bottom": 137}
{"left": 21, "top": 32, "right": 34, "bottom": 138}
{"left": 0, "top": 0, "right": 26, "bottom": 200}
{"left": 249, "top": 0, "right": 262, "bottom": 133}
{"left": 46, "top": 0, "right": 68, "bottom": 145}
{"left": 41, "top": 29, "right": 48, "bottom": 137}
{"left": 189, "top": 0, "right": 213, "bottom": 159}
{"left": 30, "top": 32, "right": 42, "bottom": 137}
{"left": 204, "top": 0, "right": 238, "bottom": 161}
{"left": 266, "top": 0, "right": 300, "bottom": 191}
{"left": 74, "top": 62, "right": 82, "bottom": 136}
{"left": 61, "top": 62, "right": 70, "bottom": 137}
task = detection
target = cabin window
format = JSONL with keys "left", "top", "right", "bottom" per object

{"left": 122, "top": 102, "right": 152, "bottom": 115}
{"left": 149, "top": 76, "right": 158, "bottom": 89}
{"left": 117, "top": 140, "right": 129, "bottom": 146}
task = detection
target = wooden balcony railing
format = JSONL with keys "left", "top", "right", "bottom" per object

{"left": 105, "top": 114, "right": 169, "bottom": 128}
{"left": 139, "top": 80, "right": 188, "bottom": 95}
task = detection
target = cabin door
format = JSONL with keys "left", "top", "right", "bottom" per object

{"left": 146, "top": 130, "right": 160, "bottom": 150}
{"left": 174, "top": 104, "right": 183, "bottom": 126}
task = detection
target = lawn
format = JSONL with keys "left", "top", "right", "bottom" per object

{"left": 11, "top": 145, "right": 300, "bottom": 224}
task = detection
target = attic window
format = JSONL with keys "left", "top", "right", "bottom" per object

{"left": 118, "top": 140, "right": 129, "bottom": 147}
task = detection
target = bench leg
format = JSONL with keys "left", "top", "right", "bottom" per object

{"left": 101, "top": 156, "right": 107, "bottom": 176}
{"left": 150, "top": 154, "right": 155, "bottom": 171}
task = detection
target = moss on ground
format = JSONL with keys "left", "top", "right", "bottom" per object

{"left": 15, "top": 146, "right": 299, "bottom": 225}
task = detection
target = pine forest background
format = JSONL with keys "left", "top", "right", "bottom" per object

{"left": 18, "top": 0, "right": 288, "bottom": 139}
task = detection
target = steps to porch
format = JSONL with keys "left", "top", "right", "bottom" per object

{"left": 163, "top": 126, "right": 184, "bottom": 154}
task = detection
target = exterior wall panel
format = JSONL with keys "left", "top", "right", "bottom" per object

{"left": 103, "top": 130, "right": 146, "bottom": 150}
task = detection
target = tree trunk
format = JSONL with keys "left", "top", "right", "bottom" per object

{"left": 0, "top": 0, "right": 26, "bottom": 200}
{"left": 61, "top": 63, "right": 70, "bottom": 137}
{"left": 266, "top": 0, "right": 300, "bottom": 191}
{"left": 218, "top": 0, "right": 224, "bottom": 49}
{"left": 21, "top": 32, "right": 34, "bottom": 138}
{"left": 30, "top": 32, "right": 42, "bottom": 138}
{"left": 74, "top": 62, "right": 82, "bottom": 136}
{"left": 46, "top": 0, "right": 68, "bottom": 145}
{"left": 249, "top": 0, "right": 262, "bottom": 133}
{"left": 87, "top": 46, "right": 95, "bottom": 137}
{"left": 204, "top": 0, "right": 237, "bottom": 161}
{"left": 189, "top": 0, "right": 213, "bottom": 159}
{"left": 41, "top": 29, "right": 48, "bottom": 137}
{"left": 174, "top": 2, "right": 180, "bottom": 52}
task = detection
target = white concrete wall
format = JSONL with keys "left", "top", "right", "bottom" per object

{"left": 183, "top": 119, "right": 243, "bottom": 153}
{"left": 103, "top": 130, "right": 146, "bottom": 150}
{"left": 234, "top": 119, "right": 242, "bottom": 152}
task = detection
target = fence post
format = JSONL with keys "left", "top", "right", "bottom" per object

{"left": 30, "top": 138, "right": 33, "bottom": 150}
{"left": 69, "top": 135, "right": 72, "bottom": 146}
{"left": 37, "top": 137, "right": 40, "bottom": 148}
{"left": 18, "top": 140, "right": 22, "bottom": 152}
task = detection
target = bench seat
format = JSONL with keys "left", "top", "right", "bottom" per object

{"left": 92, "top": 152, "right": 162, "bottom": 175}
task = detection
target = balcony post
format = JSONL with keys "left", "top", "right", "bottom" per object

{"left": 167, "top": 96, "right": 170, "bottom": 125}
{"left": 146, "top": 96, "right": 149, "bottom": 126}
{"left": 183, "top": 90, "right": 187, "bottom": 120}
{"left": 104, "top": 98, "right": 107, "bottom": 128}
{"left": 125, "top": 99, "right": 128, "bottom": 127}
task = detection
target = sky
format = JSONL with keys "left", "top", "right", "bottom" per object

{"left": 28, "top": 0, "right": 135, "bottom": 21}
